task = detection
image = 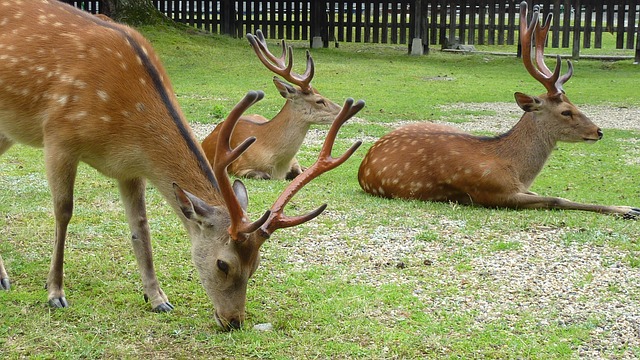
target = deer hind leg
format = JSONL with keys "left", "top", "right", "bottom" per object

{"left": 238, "top": 169, "right": 272, "bottom": 180}
{"left": 0, "top": 135, "right": 13, "bottom": 290}
{"left": 285, "top": 158, "right": 304, "bottom": 180}
{"left": 43, "top": 145, "right": 79, "bottom": 308}
{"left": 0, "top": 256, "right": 9, "bottom": 290}
{"left": 118, "top": 178, "right": 173, "bottom": 312}
{"left": 509, "top": 193, "right": 640, "bottom": 219}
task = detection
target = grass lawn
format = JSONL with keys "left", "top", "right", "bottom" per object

{"left": 1, "top": 24, "right": 639, "bottom": 359}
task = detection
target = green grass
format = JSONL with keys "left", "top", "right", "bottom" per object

{"left": 1, "top": 25, "right": 640, "bottom": 359}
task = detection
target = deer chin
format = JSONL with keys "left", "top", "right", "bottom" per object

{"left": 583, "top": 138, "right": 600, "bottom": 144}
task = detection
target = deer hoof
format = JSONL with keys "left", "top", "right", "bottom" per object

{"left": 0, "top": 278, "right": 10, "bottom": 290}
{"left": 622, "top": 207, "right": 640, "bottom": 220}
{"left": 48, "top": 296, "right": 69, "bottom": 308}
{"left": 152, "top": 302, "right": 174, "bottom": 312}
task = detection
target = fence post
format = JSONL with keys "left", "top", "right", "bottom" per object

{"left": 220, "top": 0, "right": 236, "bottom": 37}
{"left": 571, "top": 0, "right": 581, "bottom": 59}
{"left": 310, "top": 2, "right": 328, "bottom": 48}
{"left": 410, "top": 0, "right": 425, "bottom": 55}
{"left": 633, "top": 19, "right": 640, "bottom": 65}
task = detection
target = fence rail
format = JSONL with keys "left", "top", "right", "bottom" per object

{"left": 64, "top": 1, "right": 640, "bottom": 60}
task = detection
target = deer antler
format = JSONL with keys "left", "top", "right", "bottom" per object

{"left": 213, "top": 90, "right": 271, "bottom": 241}
{"left": 258, "top": 98, "right": 365, "bottom": 238}
{"left": 519, "top": 1, "right": 573, "bottom": 96}
{"left": 246, "top": 29, "right": 315, "bottom": 93}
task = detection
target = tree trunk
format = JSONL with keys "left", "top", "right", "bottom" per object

{"left": 101, "top": 0, "right": 171, "bottom": 26}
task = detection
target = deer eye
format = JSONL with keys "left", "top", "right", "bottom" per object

{"left": 316, "top": 99, "right": 326, "bottom": 105}
{"left": 217, "top": 260, "right": 229, "bottom": 274}
{"left": 561, "top": 110, "right": 572, "bottom": 116}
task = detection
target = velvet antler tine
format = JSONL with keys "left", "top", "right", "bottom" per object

{"left": 556, "top": 60, "right": 573, "bottom": 91}
{"left": 213, "top": 90, "right": 267, "bottom": 240}
{"left": 259, "top": 98, "right": 365, "bottom": 237}
{"left": 520, "top": 1, "right": 567, "bottom": 96}
{"left": 246, "top": 29, "right": 314, "bottom": 92}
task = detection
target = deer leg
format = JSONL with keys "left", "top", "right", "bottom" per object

{"left": 43, "top": 147, "right": 78, "bottom": 308}
{"left": 285, "top": 158, "right": 304, "bottom": 180}
{"left": 118, "top": 178, "right": 173, "bottom": 312}
{"left": 0, "top": 135, "right": 13, "bottom": 290}
{"left": 509, "top": 193, "right": 640, "bottom": 219}
{"left": 0, "top": 256, "right": 9, "bottom": 290}
{"left": 240, "top": 170, "right": 271, "bottom": 180}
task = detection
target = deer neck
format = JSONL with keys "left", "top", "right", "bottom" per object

{"left": 494, "top": 112, "right": 558, "bottom": 189}
{"left": 130, "top": 115, "right": 222, "bottom": 219}
{"left": 264, "top": 101, "right": 312, "bottom": 157}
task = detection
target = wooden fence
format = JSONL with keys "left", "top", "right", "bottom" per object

{"left": 64, "top": 1, "right": 640, "bottom": 60}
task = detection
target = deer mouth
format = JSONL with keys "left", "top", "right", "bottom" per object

{"left": 214, "top": 311, "right": 243, "bottom": 331}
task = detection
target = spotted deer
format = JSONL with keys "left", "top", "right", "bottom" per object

{"left": 201, "top": 29, "right": 342, "bottom": 180}
{"left": 0, "top": 0, "right": 363, "bottom": 330}
{"left": 358, "top": 1, "right": 639, "bottom": 219}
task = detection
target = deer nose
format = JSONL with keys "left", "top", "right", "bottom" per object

{"left": 229, "top": 318, "right": 243, "bottom": 330}
{"left": 597, "top": 129, "right": 603, "bottom": 139}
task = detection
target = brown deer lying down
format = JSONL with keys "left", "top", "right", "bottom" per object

{"left": 0, "top": 0, "right": 362, "bottom": 331}
{"left": 201, "top": 30, "right": 342, "bottom": 180}
{"left": 358, "top": 1, "right": 639, "bottom": 219}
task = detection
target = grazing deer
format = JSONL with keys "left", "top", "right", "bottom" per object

{"left": 358, "top": 1, "right": 639, "bottom": 219}
{"left": 201, "top": 30, "right": 342, "bottom": 180}
{"left": 0, "top": 0, "right": 362, "bottom": 330}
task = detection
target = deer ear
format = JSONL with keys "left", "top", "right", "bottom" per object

{"left": 173, "top": 183, "right": 215, "bottom": 222}
{"left": 514, "top": 92, "right": 543, "bottom": 112}
{"left": 232, "top": 180, "right": 249, "bottom": 211}
{"left": 273, "top": 76, "right": 297, "bottom": 98}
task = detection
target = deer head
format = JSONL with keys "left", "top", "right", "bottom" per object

{"left": 177, "top": 91, "right": 363, "bottom": 330}
{"left": 247, "top": 29, "right": 342, "bottom": 125}
{"left": 517, "top": 1, "right": 602, "bottom": 143}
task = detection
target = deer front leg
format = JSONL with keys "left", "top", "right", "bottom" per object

{"left": 285, "top": 158, "right": 305, "bottom": 180}
{"left": 509, "top": 193, "right": 640, "bottom": 219}
{"left": 44, "top": 149, "right": 79, "bottom": 308}
{"left": 0, "top": 255, "right": 9, "bottom": 290}
{"left": 118, "top": 178, "right": 173, "bottom": 312}
{"left": 238, "top": 169, "right": 272, "bottom": 180}
{"left": 1, "top": 135, "right": 13, "bottom": 290}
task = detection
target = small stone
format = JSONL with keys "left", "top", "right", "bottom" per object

{"left": 253, "top": 323, "right": 273, "bottom": 332}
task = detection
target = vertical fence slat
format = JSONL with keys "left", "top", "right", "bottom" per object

{"left": 627, "top": 0, "right": 638, "bottom": 49}
{"left": 583, "top": 1, "right": 593, "bottom": 48}
{"left": 478, "top": 0, "right": 487, "bottom": 44}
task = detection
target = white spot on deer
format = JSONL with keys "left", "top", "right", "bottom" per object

{"left": 96, "top": 90, "right": 109, "bottom": 102}
{"left": 0, "top": 18, "right": 8, "bottom": 26}
{"left": 378, "top": 187, "right": 385, "bottom": 196}
{"left": 136, "top": 56, "right": 143, "bottom": 65}
{"left": 120, "top": 62, "right": 128, "bottom": 70}
{"left": 364, "top": 168, "right": 371, "bottom": 177}
{"left": 136, "top": 103, "right": 146, "bottom": 112}
{"left": 73, "top": 80, "right": 86, "bottom": 89}
{"left": 392, "top": 178, "right": 399, "bottom": 185}
{"left": 68, "top": 111, "right": 87, "bottom": 121}
{"left": 53, "top": 22, "right": 63, "bottom": 27}
{"left": 139, "top": 77, "right": 147, "bottom": 86}
{"left": 100, "top": 115, "right": 111, "bottom": 122}
{"left": 57, "top": 94, "right": 68, "bottom": 106}
{"left": 13, "top": 11, "right": 23, "bottom": 19}
{"left": 121, "top": 110, "right": 131, "bottom": 118}
{"left": 464, "top": 168, "right": 472, "bottom": 175}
